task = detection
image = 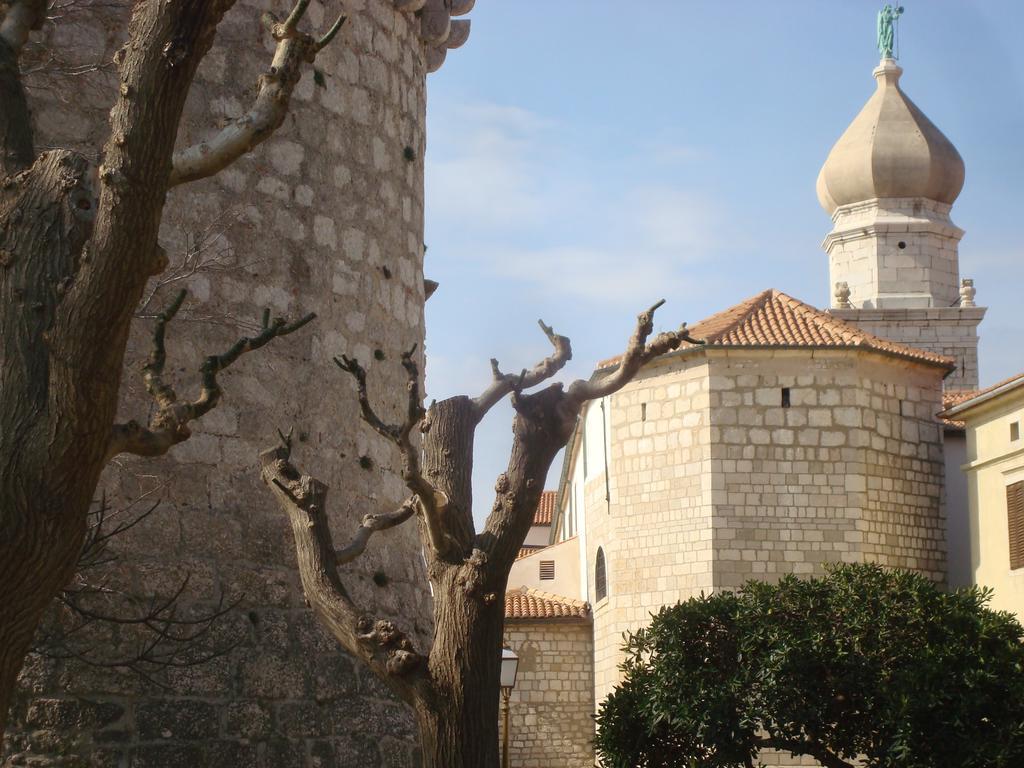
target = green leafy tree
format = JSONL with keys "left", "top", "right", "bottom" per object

{"left": 596, "top": 564, "right": 1024, "bottom": 768}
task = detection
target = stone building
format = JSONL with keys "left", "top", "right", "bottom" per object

{"left": 563, "top": 290, "right": 953, "bottom": 706}
{"left": 501, "top": 589, "right": 594, "bottom": 768}
{"left": 503, "top": 50, "right": 993, "bottom": 768}
{"left": 6, "top": 1, "right": 472, "bottom": 766}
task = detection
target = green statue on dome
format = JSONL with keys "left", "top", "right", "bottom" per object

{"left": 877, "top": 4, "right": 904, "bottom": 59}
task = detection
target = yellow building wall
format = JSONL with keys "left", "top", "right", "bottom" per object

{"left": 961, "top": 388, "right": 1024, "bottom": 620}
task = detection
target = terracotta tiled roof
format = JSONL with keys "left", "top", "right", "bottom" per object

{"left": 504, "top": 587, "right": 590, "bottom": 621}
{"left": 533, "top": 490, "right": 556, "bottom": 526}
{"left": 516, "top": 546, "right": 544, "bottom": 560}
{"left": 944, "top": 389, "right": 983, "bottom": 409}
{"left": 598, "top": 290, "right": 955, "bottom": 370}
{"left": 940, "top": 371, "right": 1024, "bottom": 420}
{"left": 938, "top": 389, "right": 981, "bottom": 429}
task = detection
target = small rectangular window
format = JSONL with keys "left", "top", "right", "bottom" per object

{"left": 781, "top": 388, "right": 791, "bottom": 408}
{"left": 641, "top": 403, "right": 647, "bottom": 421}
{"left": 539, "top": 561, "right": 555, "bottom": 580}
{"left": 1008, "top": 481, "right": 1024, "bottom": 571}
{"left": 1011, "top": 422, "right": 1020, "bottom": 442}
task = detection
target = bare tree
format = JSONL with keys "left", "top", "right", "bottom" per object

{"left": 261, "top": 301, "right": 701, "bottom": 767}
{"left": 0, "top": 0, "right": 344, "bottom": 743}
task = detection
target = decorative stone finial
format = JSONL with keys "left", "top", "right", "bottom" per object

{"left": 834, "top": 282, "right": 853, "bottom": 309}
{"left": 397, "top": 0, "right": 473, "bottom": 73}
{"left": 877, "top": 4, "right": 904, "bottom": 59}
{"left": 959, "top": 278, "right": 977, "bottom": 308}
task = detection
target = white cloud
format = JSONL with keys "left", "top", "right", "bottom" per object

{"left": 486, "top": 243, "right": 701, "bottom": 306}
{"left": 626, "top": 186, "right": 721, "bottom": 256}
{"left": 426, "top": 102, "right": 559, "bottom": 229}
{"left": 425, "top": 100, "right": 729, "bottom": 307}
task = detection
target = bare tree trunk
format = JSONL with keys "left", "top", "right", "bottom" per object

{"left": 0, "top": 0, "right": 339, "bottom": 745}
{"left": 263, "top": 304, "right": 700, "bottom": 766}
{"left": 0, "top": 150, "right": 115, "bottom": 744}
{"left": 414, "top": 571, "right": 506, "bottom": 768}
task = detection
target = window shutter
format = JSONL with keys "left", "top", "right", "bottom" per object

{"left": 539, "top": 561, "right": 555, "bottom": 580}
{"left": 1008, "top": 481, "right": 1024, "bottom": 571}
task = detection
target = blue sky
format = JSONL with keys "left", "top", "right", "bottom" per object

{"left": 422, "top": 1, "right": 1024, "bottom": 521}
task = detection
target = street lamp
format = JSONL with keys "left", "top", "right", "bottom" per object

{"left": 500, "top": 647, "right": 520, "bottom": 768}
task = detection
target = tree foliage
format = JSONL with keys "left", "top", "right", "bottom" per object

{"left": 596, "top": 564, "right": 1024, "bottom": 768}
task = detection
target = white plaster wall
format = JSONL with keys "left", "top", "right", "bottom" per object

{"left": 507, "top": 537, "right": 582, "bottom": 597}
{"left": 523, "top": 524, "right": 551, "bottom": 547}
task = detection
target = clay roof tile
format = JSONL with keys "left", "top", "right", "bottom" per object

{"left": 504, "top": 587, "right": 590, "bottom": 621}
{"left": 939, "top": 371, "right": 1024, "bottom": 424}
{"left": 532, "top": 490, "right": 556, "bottom": 526}
{"left": 516, "top": 546, "right": 544, "bottom": 560}
{"left": 598, "top": 289, "right": 955, "bottom": 371}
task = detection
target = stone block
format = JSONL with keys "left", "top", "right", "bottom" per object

{"left": 129, "top": 745, "right": 204, "bottom": 768}
{"left": 136, "top": 700, "right": 219, "bottom": 742}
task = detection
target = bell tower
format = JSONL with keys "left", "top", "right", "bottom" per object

{"left": 818, "top": 45, "right": 985, "bottom": 389}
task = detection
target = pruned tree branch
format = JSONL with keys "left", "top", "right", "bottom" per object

{"left": 471, "top": 319, "right": 571, "bottom": 420}
{"left": 168, "top": 0, "right": 346, "bottom": 187}
{"left": 106, "top": 290, "right": 315, "bottom": 461}
{"left": 335, "top": 497, "right": 417, "bottom": 565}
{"left": 335, "top": 348, "right": 461, "bottom": 559}
{"left": 479, "top": 300, "right": 701, "bottom": 571}
{"left": 567, "top": 299, "right": 702, "bottom": 403}
{"left": 259, "top": 444, "right": 425, "bottom": 698}
{"left": 260, "top": 300, "right": 693, "bottom": 764}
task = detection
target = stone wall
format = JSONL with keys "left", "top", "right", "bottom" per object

{"left": 5, "top": 2, "right": 438, "bottom": 766}
{"left": 822, "top": 198, "right": 963, "bottom": 309}
{"left": 832, "top": 306, "right": 985, "bottom": 390}
{"left": 822, "top": 194, "right": 985, "bottom": 391}
{"left": 707, "top": 350, "right": 947, "bottom": 588}
{"left": 502, "top": 620, "right": 595, "bottom": 768}
{"left": 586, "top": 356, "right": 714, "bottom": 707}
{"left": 708, "top": 351, "right": 859, "bottom": 590}
{"left": 580, "top": 347, "right": 947, "bottom": 715}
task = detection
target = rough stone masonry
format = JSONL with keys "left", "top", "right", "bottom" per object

{"left": 3, "top": 1, "right": 469, "bottom": 765}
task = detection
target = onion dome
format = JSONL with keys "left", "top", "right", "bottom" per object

{"left": 816, "top": 59, "right": 965, "bottom": 214}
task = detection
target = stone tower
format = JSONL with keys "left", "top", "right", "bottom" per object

{"left": 818, "top": 57, "right": 985, "bottom": 390}
{"left": 4, "top": 1, "right": 471, "bottom": 766}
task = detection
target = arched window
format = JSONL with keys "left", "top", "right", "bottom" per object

{"left": 595, "top": 547, "right": 607, "bottom": 602}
